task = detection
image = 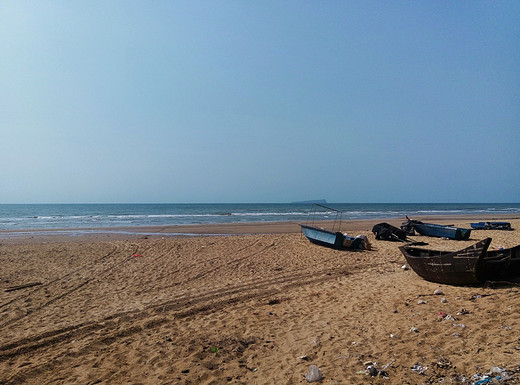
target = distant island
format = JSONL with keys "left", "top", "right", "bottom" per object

{"left": 291, "top": 199, "right": 327, "bottom": 204}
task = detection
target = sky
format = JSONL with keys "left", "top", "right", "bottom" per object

{"left": 1, "top": 1, "right": 519, "bottom": 204}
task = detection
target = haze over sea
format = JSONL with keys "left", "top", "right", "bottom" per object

{"left": 1, "top": 203, "right": 519, "bottom": 232}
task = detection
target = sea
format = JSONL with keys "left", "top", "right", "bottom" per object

{"left": 0, "top": 203, "right": 519, "bottom": 233}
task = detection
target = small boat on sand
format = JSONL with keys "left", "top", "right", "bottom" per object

{"left": 470, "top": 222, "right": 512, "bottom": 231}
{"left": 399, "top": 238, "right": 491, "bottom": 285}
{"left": 402, "top": 217, "right": 471, "bottom": 240}
{"left": 400, "top": 239, "right": 520, "bottom": 285}
{"left": 481, "top": 244, "right": 520, "bottom": 281}
{"left": 299, "top": 224, "right": 362, "bottom": 250}
{"left": 299, "top": 204, "right": 363, "bottom": 250}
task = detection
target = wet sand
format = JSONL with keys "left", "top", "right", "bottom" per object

{"left": 1, "top": 215, "right": 520, "bottom": 384}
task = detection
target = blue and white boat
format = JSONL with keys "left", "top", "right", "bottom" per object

{"left": 299, "top": 203, "right": 363, "bottom": 249}
{"left": 299, "top": 224, "right": 362, "bottom": 250}
{"left": 470, "top": 222, "right": 512, "bottom": 231}
{"left": 413, "top": 222, "right": 471, "bottom": 240}
{"left": 402, "top": 217, "right": 472, "bottom": 240}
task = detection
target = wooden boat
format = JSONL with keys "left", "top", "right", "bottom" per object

{"left": 412, "top": 222, "right": 471, "bottom": 240}
{"left": 399, "top": 238, "right": 491, "bottom": 285}
{"left": 481, "top": 244, "right": 520, "bottom": 281}
{"left": 299, "top": 224, "right": 362, "bottom": 250}
{"left": 470, "top": 222, "right": 512, "bottom": 231}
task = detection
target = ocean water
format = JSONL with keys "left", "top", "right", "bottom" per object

{"left": 0, "top": 203, "right": 519, "bottom": 232}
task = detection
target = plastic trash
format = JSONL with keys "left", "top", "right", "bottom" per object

{"left": 363, "top": 364, "right": 389, "bottom": 378}
{"left": 474, "top": 376, "right": 501, "bottom": 385}
{"left": 472, "top": 366, "right": 510, "bottom": 384}
{"left": 438, "top": 311, "right": 448, "bottom": 318}
{"left": 367, "top": 365, "right": 378, "bottom": 376}
{"left": 412, "top": 364, "right": 427, "bottom": 374}
{"left": 490, "top": 367, "right": 504, "bottom": 375}
{"left": 305, "top": 365, "right": 323, "bottom": 382}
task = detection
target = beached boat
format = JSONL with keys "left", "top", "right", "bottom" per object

{"left": 299, "top": 224, "right": 362, "bottom": 250}
{"left": 372, "top": 223, "right": 408, "bottom": 242}
{"left": 400, "top": 238, "right": 520, "bottom": 284}
{"left": 399, "top": 238, "right": 491, "bottom": 285}
{"left": 411, "top": 222, "right": 471, "bottom": 240}
{"left": 481, "top": 244, "right": 520, "bottom": 281}
{"left": 470, "top": 222, "right": 512, "bottom": 231}
{"left": 299, "top": 203, "right": 363, "bottom": 250}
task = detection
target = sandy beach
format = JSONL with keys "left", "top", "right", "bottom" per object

{"left": 1, "top": 215, "right": 520, "bottom": 384}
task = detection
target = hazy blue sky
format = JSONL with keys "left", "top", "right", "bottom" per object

{"left": 1, "top": 1, "right": 519, "bottom": 203}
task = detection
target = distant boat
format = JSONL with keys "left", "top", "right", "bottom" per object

{"left": 402, "top": 218, "right": 471, "bottom": 240}
{"left": 470, "top": 222, "right": 513, "bottom": 231}
{"left": 399, "top": 238, "right": 491, "bottom": 285}
{"left": 299, "top": 224, "right": 362, "bottom": 250}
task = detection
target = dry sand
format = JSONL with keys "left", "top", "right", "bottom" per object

{"left": 1, "top": 215, "right": 520, "bottom": 384}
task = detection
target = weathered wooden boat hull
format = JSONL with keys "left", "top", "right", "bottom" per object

{"left": 299, "top": 224, "right": 362, "bottom": 250}
{"left": 481, "top": 244, "right": 520, "bottom": 281}
{"left": 399, "top": 238, "right": 491, "bottom": 285}
{"left": 413, "top": 222, "right": 471, "bottom": 240}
